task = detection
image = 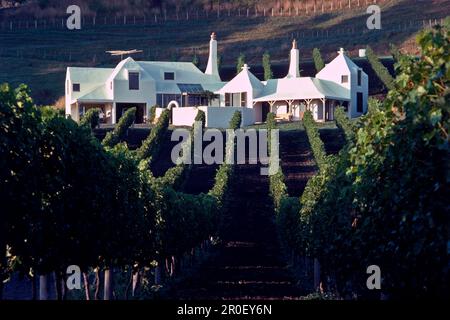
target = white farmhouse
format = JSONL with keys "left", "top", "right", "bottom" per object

{"left": 65, "top": 33, "right": 368, "bottom": 127}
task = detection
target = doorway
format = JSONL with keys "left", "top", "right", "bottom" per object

{"left": 261, "top": 102, "right": 270, "bottom": 122}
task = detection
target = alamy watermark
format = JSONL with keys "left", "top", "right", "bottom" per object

{"left": 170, "top": 121, "right": 279, "bottom": 176}
{"left": 66, "top": 5, "right": 81, "bottom": 30}
{"left": 366, "top": 265, "right": 381, "bottom": 290}
{"left": 366, "top": 5, "right": 381, "bottom": 30}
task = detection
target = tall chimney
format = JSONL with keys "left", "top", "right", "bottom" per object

{"left": 286, "top": 39, "right": 300, "bottom": 78}
{"left": 205, "top": 32, "right": 220, "bottom": 80}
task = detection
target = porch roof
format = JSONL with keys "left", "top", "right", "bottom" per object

{"left": 75, "top": 85, "right": 113, "bottom": 103}
{"left": 253, "top": 77, "right": 350, "bottom": 102}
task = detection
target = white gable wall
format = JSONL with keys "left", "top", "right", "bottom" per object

{"left": 316, "top": 54, "right": 368, "bottom": 118}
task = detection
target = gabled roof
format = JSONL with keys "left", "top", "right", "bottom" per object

{"left": 139, "top": 61, "right": 222, "bottom": 83}
{"left": 217, "top": 64, "right": 264, "bottom": 93}
{"left": 253, "top": 77, "right": 350, "bottom": 102}
{"left": 107, "top": 57, "right": 153, "bottom": 82}
{"left": 316, "top": 49, "right": 364, "bottom": 77}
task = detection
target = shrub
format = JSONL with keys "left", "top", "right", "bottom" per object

{"left": 229, "top": 110, "right": 242, "bottom": 129}
{"left": 148, "top": 105, "right": 158, "bottom": 124}
{"left": 194, "top": 109, "right": 206, "bottom": 129}
{"left": 80, "top": 108, "right": 101, "bottom": 130}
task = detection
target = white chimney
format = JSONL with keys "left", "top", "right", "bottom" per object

{"left": 205, "top": 32, "right": 220, "bottom": 81}
{"left": 286, "top": 39, "right": 300, "bottom": 78}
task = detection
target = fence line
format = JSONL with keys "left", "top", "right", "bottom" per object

{"left": 0, "top": 0, "right": 431, "bottom": 31}
{"left": 0, "top": 19, "right": 441, "bottom": 64}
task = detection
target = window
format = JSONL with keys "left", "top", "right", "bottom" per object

{"left": 240, "top": 92, "right": 247, "bottom": 107}
{"left": 110, "top": 82, "right": 113, "bottom": 90}
{"left": 357, "top": 70, "right": 362, "bottom": 86}
{"left": 72, "top": 83, "right": 80, "bottom": 92}
{"left": 66, "top": 80, "right": 69, "bottom": 93}
{"left": 129, "top": 72, "right": 139, "bottom": 90}
{"left": 341, "top": 75, "right": 348, "bottom": 84}
{"left": 164, "top": 72, "right": 175, "bottom": 80}
{"left": 156, "top": 93, "right": 182, "bottom": 107}
{"left": 357, "top": 92, "right": 363, "bottom": 113}
{"left": 225, "top": 93, "right": 231, "bottom": 106}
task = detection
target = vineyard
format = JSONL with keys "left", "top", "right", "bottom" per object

{"left": 0, "top": 21, "right": 449, "bottom": 300}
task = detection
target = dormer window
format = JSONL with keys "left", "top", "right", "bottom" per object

{"left": 164, "top": 72, "right": 175, "bottom": 80}
{"left": 73, "top": 83, "right": 80, "bottom": 92}
{"left": 357, "top": 70, "right": 362, "bottom": 86}
{"left": 341, "top": 75, "right": 348, "bottom": 84}
{"left": 129, "top": 71, "right": 139, "bottom": 90}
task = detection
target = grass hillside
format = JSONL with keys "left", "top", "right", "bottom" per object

{"left": 0, "top": 0, "right": 448, "bottom": 105}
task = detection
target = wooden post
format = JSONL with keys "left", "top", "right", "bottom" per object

{"left": 104, "top": 269, "right": 113, "bottom": 300}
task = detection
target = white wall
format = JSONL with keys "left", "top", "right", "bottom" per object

{"left": 172, "top": 107, "right": 199, "bottom": 126}
{"left": 171, "top": 106, "right": 254, "bottom": 128}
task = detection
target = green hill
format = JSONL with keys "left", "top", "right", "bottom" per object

{"left": 0, "top": 0, "right": 448, "bottom": 105}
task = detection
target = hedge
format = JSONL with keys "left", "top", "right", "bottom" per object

{"left": 136, "top": 109, "right": 170, "bottom": 161}
{"left": 208, "top": 111, "right": 241, "bottom": 206}
{"left": 334, "top": 107, "right": 356, "bottom": 142}
{"left": 102, "top": 107, "right": 136, "bottom": 148}
{"left": 366, "top": 45, "right": 395, "bottom": 91}
{"left": 302, "top": 110, "right": 333, "bottom": 171}
{"left": 155, "top": 109, "right": 206, "bottom": 188}
{"left": 266, "top": 112, "right": 288, "bottom": 211}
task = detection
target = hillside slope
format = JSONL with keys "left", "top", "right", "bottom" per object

{"left": 0, "top": 0, "right": 448, "bottom": 104}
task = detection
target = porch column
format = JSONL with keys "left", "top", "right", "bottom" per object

{"left": 319, "top": 98, "right": 326, "bottom": 122}
{"left": 112, "top": 102, "right": 117, "bottom": 124}
{"left": 304, "top": 99, "right": 312, "bottom": 111}
{"left": 286, "top": 99, "right": 294, "bottom": 118}
{"left": 268, "top": 100, "right": 276, "bottom": 113}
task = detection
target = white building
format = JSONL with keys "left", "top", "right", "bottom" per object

{"left": 65, "top": 33, "right": 368, "bottom": 127}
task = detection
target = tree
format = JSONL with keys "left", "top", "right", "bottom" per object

{"left": 80, "top": 108, "right": 101, "bottom": 130}
{"left": 312, "top": 48, "right": 325, "bottom": 72}
{"left": 192, "top": 54, "right": 199, "bottom": 67}
{"left": 236, "top": 53, "right": 245, "bottom": 74}
{"left": 262, "top": 51, "right": 273, "bottom": 80}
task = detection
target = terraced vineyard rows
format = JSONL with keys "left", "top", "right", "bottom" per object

{"left": 318, "top": 127, "right": 346, "bottom": 155}
{"left": 167, "top": 163, "right": 305, "bottom": 300}
{"left": 279, "top": 129, "right": 317, "bottom": 197}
